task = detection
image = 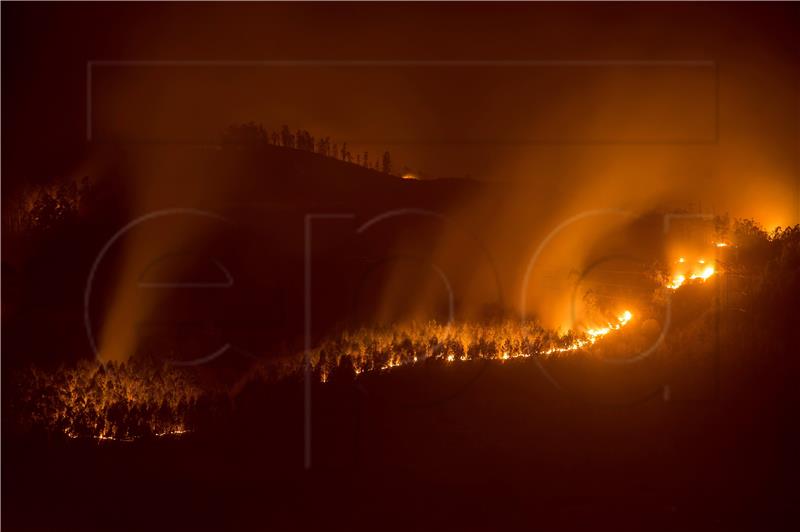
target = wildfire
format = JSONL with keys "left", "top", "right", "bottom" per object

{"left": 667, "top": 257, "right": 716, "bottom": 290}
{"left": 312, "top": 311, "right": 635, "bottom": 380}
{"left": 544, "top": 310, "right": 633, "bottom": 354}
{"left": 668, "top": 274, "right": 687, "bottom": 289}
{"left": 15, "top": 358, "right": 200, "bottom": 442}
{"left": 20, "top": 311, "right": 640, "bottom": 439}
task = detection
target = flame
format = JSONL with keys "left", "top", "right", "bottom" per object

{"left": 18, "top": 359, "right": 200, "bottom": 442}
{"left": 668, "top": 274, "right": 687, "bottom": 289}
{"left": 667, "top": 256, "right": 716, "bottom": 290}
{"left": 309, "top": 311, "right": 635, "bottom": 382}
{"left": 24, "top": 310, "right": 640, "bottom": 439}
{"left": 545, "top": 310, "right": 633, "bottom": 354}
{"left": 691, "top": 265, "right": 715, "bottom": 281}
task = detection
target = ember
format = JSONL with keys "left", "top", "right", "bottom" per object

{"left": 310, "top": 312, "right": 634, "bottom": 381}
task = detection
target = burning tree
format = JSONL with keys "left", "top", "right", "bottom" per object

{"left": 13, "top": 357, "right": 202, "bottom": 441}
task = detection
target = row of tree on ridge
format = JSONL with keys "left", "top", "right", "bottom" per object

{"left": 221, "top": 122, "right": 397, "bottom": 175}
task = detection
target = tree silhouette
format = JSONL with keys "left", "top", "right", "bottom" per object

{"left": 280, "top": 125, "right": 294, "bottom": 148}
{"left": 215, "top": 123, "right": 415, "bottom": 180}
{"left": 382, "top": 151, "right": 392, "bottom": 174}
{"left": 221, "top": 122, "right": 267, "bottom": 147}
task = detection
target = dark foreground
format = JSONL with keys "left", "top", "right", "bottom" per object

{"left": 4, "top": 357, "right": 796, "bottom": 531}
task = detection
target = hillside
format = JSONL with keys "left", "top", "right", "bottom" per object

{"left": 2, "top": 143, "right": 497, "bottom": 370}
{"left": 4, "top": 143, "right": 800, "bottom": 532}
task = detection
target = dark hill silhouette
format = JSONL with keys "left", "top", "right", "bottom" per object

{"left": 4, "top": 142, "right": 799, "bottom": 532}
{"left": 2, "top": 142, "right": 498, "bottom": 372}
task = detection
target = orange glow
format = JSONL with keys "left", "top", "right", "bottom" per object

{"left": 310, "top": 312, "right": 636, "bottom": 380}
{"left": 667, "top": 255, "right": 716, "bottom": 290}
{"left": 20, "top": 360, "right": 200, "bottom": 442}
{"left": 691, "top": 265, "right": 715, "bottom": 281}
{"left": 668, "top": 274, "right": 687, "bottom": 290}
{"left": 546, "top": 310, "right": 633, "bottom": 354}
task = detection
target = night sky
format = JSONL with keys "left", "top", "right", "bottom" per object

{"left": 3, "top": 2, "right": 799, "bottom": 226}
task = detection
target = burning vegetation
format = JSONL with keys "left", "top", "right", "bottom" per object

{"left": 309, "top": 311, "right": 635, "bottom": 382}
{"left": 16, "top": 312, "right": 639, "bottom": 441}
{"left": 13, "top": 358, "right": 201, "bottom": 441}
{"left": 667, "top": 256, "right": 716, "bottom": 290}
{"left": 9, "top": 209, "right": 799, "bottom": 443}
